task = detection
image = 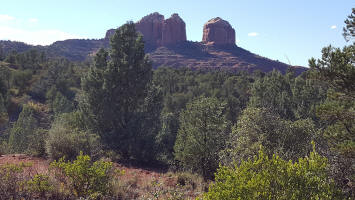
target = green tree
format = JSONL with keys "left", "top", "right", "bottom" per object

{"left": 0, "top": 94, "right": 8, "bottom": 129}
{"left": 220, "top": 107, "right": 315, "bottom": 165}
{"left": 291, "top": 75, "right": 328, "bottom": 120}
{"left": 343, "top": 8, "right": 355, "bottom": 42}
{"left": 309, "top": 45, "right": 355, "bottom": 195}
{"left": 202, "top": 146, "right": 344, "bottom": 200}
{"left": 155, "top": 112, "right": 179, "bottom": 163}
{"left": 81, "top": 22, "right": 153, "bottom": 158}
{"left": 174, "top": 97, "right": 228, "bottom": 179}
{"left": 249, "top": 70, "right": 295, "bottom": 120}
{"left": 45, "top": 112, "right": 102, "bottom": 161}
{"left": 46, "top": 87, "right": 74, "bottom": 115}
{"left": 8, "top": 104, "right": 39, "bottom": 153}
{"left": 309, "top": 9, "right": 355, "bottom": 196}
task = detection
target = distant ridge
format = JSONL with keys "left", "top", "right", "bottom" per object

{"left": 0, "top": 12, "right": 307, "bottom": 74}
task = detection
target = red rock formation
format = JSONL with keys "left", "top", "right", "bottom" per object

{"left": 202, "top": 17, "right": 235, "bottom": 45}
{"left": 133, "top": 13, "right": 187, "bottom": 47}
{"left": 161, "top": 14, "right": 187, "bottom": 46}
{"left": 135, "top": 12, "right": 165, "bottom": 46}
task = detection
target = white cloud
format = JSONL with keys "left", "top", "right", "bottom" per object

{"left": 330, "top": 25, "right": 337, "bottom": 29}
{"left": 248, "top": 32, "right": 259, "bottom": 37}
{"left": 0, "top": 14, "right": 15, "bottom": 22}
{"left": 28, "top": 18, "right": 38, "bottom": 23}
{"left": 0, "top": 26, "right": 82, "bottom": 45}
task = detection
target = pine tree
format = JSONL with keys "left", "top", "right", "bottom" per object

{"left": 174, "top": 97, "right": 227, "bottom": 180}
{"left": 81, "top": 22, "right": 153, "bottom": 157}
{"left": 309, "top": 8, "right": 355, "bottom": 197}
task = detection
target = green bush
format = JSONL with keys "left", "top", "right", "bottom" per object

{"left": 8, "top": 104, "right": 39, "bottom": 153}
{"left": 0, "top": 162, "right": 39, "bottom": 199}
{"left": 220, "top": 107, "right": 315, "bottom": 165}
{"left": 201, "top": 144, "right": 344, "bottom": 200}
{"left": 174, "top": 97, "right": 228, "bottom": 180}
{"left": 0, "top": 93, "right": 8, "bottom": 128}
{"left": 45, "top": 112, "right": 102, "bottom": 161}
{"left": 50, "top": 152, "right": 115, "bottom": 198}
{"left": 26, "top": 174, "right": 53, "bottom": 198}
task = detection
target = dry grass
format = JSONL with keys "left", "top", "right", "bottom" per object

{"left": 0, "top": 154, "right": 207, "bottom": 199}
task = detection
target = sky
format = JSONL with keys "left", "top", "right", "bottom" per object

{"left": 0, "top": 0, "right": 354, "bottom": 66}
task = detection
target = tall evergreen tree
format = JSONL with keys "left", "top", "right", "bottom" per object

{"left": 343, "top": 8, "right": 355, "bottom": 42}
{"left": 81, "top": 22, "right": 153, "bottom": 158}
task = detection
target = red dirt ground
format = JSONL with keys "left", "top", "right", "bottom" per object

{"left": 0, "top": 154, "right": 203, "bottom": 199}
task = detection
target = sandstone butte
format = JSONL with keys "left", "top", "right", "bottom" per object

{"left": 106, "top": 13, "right": 235, "bottom": 47}
{"left": 202, "top": 17, "right": 236, "bottom": 45}
{"left": 106, "top": 12, "right": 187, "bottom": 47}
{"left": 1, "top": 12, "right": 306, "bottom": 74}
{"left": 101, "top": 12, "right": 305, "bottom": 74}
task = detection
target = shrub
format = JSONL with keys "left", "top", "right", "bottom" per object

{"left": 26, "top": 128, "right": 47, "bottom": 157}
{"left": 8, "top": 104, "right": 39, "bottom": 153}
{"left": 0, "top": 162, "right": 33, "bottom": 199}
{"left": 50, "top": 152, "right": 115, "bottom": 198}
{"left": 220, "top": 107, "right": 315, "bottom": 165}
{"left": 26, "top": 174, "right": 54, "bottom": 198}
{"left": 201, "top": 144, "right": 344, "bottom": 200}
{"left": 0, "top": 140, "right": 10, "bottom": 155}
{"left": 45, "top": 112, "right": 102, "bottom": 161}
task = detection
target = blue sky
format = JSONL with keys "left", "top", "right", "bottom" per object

{"left": 0, "top": 0, "right": 354, "bottom": 66}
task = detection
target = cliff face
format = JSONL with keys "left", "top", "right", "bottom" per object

{"left": 135, "top": 12, "right": 165, "bottom": 46}
{"left": 135, "top": 13, "right": 187, "bottom": 47}
{"left": 105, "top": 13, "right": 187, "bottom": 47}
{"left": 202, "top": 17, "right": 236, "bottom": 45}
{"left": 161, "top": 14, "right": 187, "bottom": 46}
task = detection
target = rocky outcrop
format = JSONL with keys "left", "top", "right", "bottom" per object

{"left": 162, "top": 14, "right": 187, "bottom": 46}
{"left": 135, "top": 12, "right": 164, "bottom": 46}
{"left": 202, "top": 17, "right": 235, "bottom": 45}
{"left": 134, "top": 13, "right": 187, "bottom": 47}
{"left": 105, "top": 13, "right": 187, "bottom": 47}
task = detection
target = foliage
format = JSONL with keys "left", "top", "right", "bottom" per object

{"left": 46, "top": 112, "right": 102, "bottom": 161}
{"left": 0, "top": 93, "right": 8, "bottom": 128}
{"left": 249, "top": 70, "right": 327, "bottom": 121}
{"left": 249, "top": 70, "right": 295, "bottom": 119}
{"left": 0, "top": 162, "right": 27, "bottom": 198}
{"left": 343, "top": 8, "right": 355, "bottom": 42}
{"left": 174, "top": 97, "right": 228, "bottom": 179}
{"left": 26, "top": 174, "right": 54, "bottom": 198}
{"left": 155, "top": 112, "right": 179, "bottom": 164}
{"left": 50, "top": 152, "right": 115, "bottom": 198}
{"left": 201, "top": 145, "right": 344, "bottom": 200}
{"left": 30, "top": 58, "right": 77, "bottom": 101}
{"left": 81, "top": 22, "right": 155, "bottom": 160}
{"left": 11, "top": 69, "right": 32, "bottom": 94}
{"left": 8, "top": 104, "right": 40, "bottom": 153}
{"left": 309, "top": 13, "right": 355, "bottom": 195}
{"left": 46, "top": 86, "right": 74, "bottom": 115}
{"left": 0, "top": 162, "right": 52, "bottom": 199}
{"left": 220, "top": 107, "right": 316, "bottom": 165}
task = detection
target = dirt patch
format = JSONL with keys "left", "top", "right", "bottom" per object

{"left": 0, "top": 154, "right": 204, "bottom": 199}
